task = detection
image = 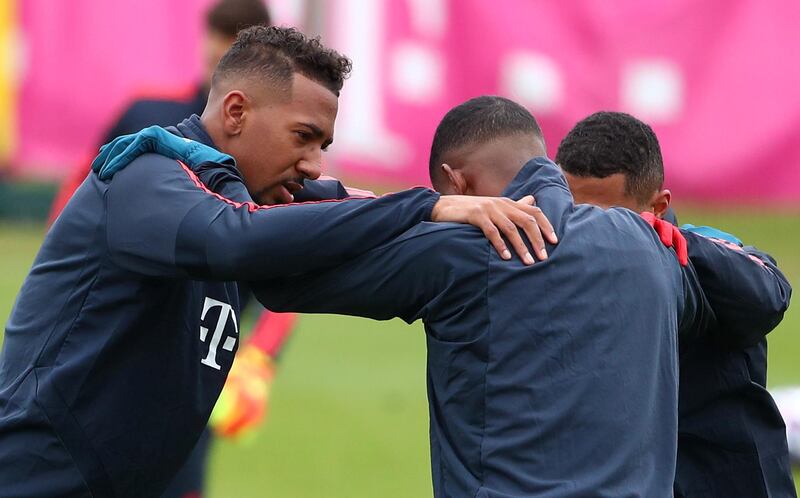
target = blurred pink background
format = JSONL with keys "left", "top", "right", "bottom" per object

{"left": 7, "top": 0, "right": 800, "bottom": 203}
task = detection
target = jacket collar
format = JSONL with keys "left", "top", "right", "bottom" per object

{"left": 500, "top": 156, "right": 572, "bottom": 200}
{"left": 172, "top": 114, "right": 217, "bottom": 149}
{"left": 168, "top": 115, "right": 245, "bottom": 186}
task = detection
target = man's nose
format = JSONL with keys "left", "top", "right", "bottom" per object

{"left": 296, "top": 158, "right": 322, "bottom": 181}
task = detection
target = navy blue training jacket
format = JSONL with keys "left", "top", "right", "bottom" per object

{"left": 256, "top": 157, "right": 722, "bottom": 498}
{"left": 0, "top": 118, "right": 440, "bottom": 498}
{"left": 675, "top": 232, "right": 794, "bottom": 497}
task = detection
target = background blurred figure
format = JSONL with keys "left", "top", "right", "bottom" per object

{"left": 773, "top": 388, "right": 800, "bottom": 465}
{"left": 48, "top": 0, "right": 271, "bottom": 219}
{"left": 46, "top": 2, "right": 298, "bottom": 498}
{"left": 104, "top": 0, "right": 271, "bottom": 141}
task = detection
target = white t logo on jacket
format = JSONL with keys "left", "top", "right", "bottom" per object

{"left": 199, "top": 297, "right": 238, "bottom": 370}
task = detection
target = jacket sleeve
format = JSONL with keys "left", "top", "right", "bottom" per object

{"left": 104, "top": 154, "right": 439, "bottom": 281}
{"left": 677, "top": 260, "right": 718, "bottom": 348}
{"left": 681, "top": 229, "right": 792, "bottom": 348}
{"left": 251, "top": 224, "right": 487, "bottom": 324}
{"left": 292, "top": 176, "right": 375, "bottom": 202}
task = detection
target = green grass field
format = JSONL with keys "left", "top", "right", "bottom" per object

{"left": 1, "top": 207, "right": 798, "bottom": 497}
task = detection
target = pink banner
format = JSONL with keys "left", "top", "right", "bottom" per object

{"left": 15, "top": 0, "right": 217, "bottom": 174}
{"left": 11, "top": 0, "right": 800, "bottom": 203}
{"left": 327, "top": 0, "right": 800, "bottom": 203}
{"left": 12, "top": 0, "right": 304, "bottom": 176}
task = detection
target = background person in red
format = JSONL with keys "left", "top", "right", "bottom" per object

{"left": 46, "top": 2, "right": 297, "bottom": 498}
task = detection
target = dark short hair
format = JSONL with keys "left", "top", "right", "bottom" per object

{"left": 205, "top": 0, "right": 271, "bottom": 38}
{"left": 555, "top": 111, "right": 664, "bottom": 203}
{"left": 429, "top": 96, "right": 543, "bottom": 182}
{"left": 212, "top": 26, "right": 352, "bottom": 96}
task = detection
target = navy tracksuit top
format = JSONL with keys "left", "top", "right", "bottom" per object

{"left": 661, "top": 211, "right": 795, "bottom": 497}
{"left": 257, "top": 157, "right": 792, "bottom": 498}
{"left": 674, "top": 245, "right": 794, "bottom": 497}
{"left": 0, "top": 117, "right": 439, "bottom": 498}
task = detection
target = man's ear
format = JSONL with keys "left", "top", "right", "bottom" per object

{"left": 221, "top": 90, "right": 247, "bottom": 137}
{"left": 650, "top": 189, "right": 672, "bottom": 219}
{"left": 441, "top": 164, "right": 467, "bottom": 195}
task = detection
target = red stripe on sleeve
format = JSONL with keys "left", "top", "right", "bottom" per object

{"left": 177, "top": 161, "right": 433, "bottom": 210}
{"left": 177, "top": 161, "right": 362, "bottom": 212}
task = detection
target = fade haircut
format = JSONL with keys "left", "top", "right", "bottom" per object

{"left": 212, "top": 26, "right": 353, "bottom": 96}
{"left": 205, "top": 0, "right": 271, "bottom": 38}
{"left": 555, "top": 111, "right": 664, "bottom": 203}
{"left": 429, "top": 96, "right": 544, "bottom": 183}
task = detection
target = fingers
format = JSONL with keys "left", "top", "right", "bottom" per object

{"left": 515, "top": 196, "right": 558, "bottom": 244}
{"left": 474, "top": 201, "right": 537, "bottom": 264}
{"left": 639, "top": 211, "right": 657, "bottom": 227}
{"left": 672, "top": 226, "right": 689, "bottom": 266}
{"left": 496, "top": 211, "right": 537, "bottom": 264}
{"left": 493, "top": 198, "right": 552, "bottom": 264}
{"left": 477, "top": 220, "right": 513, "bottom": 261}
{"left": 518, "top": 195, "right": 535, "bottom": 206}
{"left": 430, "top": 195, "right": 558, "bottom": 265}
{"left": 656, "top": 219, "right": 674, "bottom": 248}
{"left": 507, "top": 207, "right": 545, "bottom": 262}
{"left": 640, "top": 211, "right": 688, "bottom": 266}
{"left": 640, "top": 211, "right": 673, "bottom": 248}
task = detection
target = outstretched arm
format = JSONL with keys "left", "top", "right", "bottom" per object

{"left": 98, "top": 127, "right": 557, "bottom": 266}
{"left": 682, "top": 229, "right": 791, "bottom": 348}
{"left": 105, "top": 155, "right": 548, "bottom": 280}
{"left": 252, "top": 224, "right": 488, "bottom": 324}
{"left": 638, "top": 214, "right": 790, "bottom": 348}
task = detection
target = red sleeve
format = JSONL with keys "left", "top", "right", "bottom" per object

{"left": 248, "top": 311, "right": 298, "bottom": 358}
{"left": 48, "top": 160, "right": 92, "bottom": 227}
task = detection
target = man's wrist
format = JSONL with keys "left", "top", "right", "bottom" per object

{"left": 423, "top": 189, "right": 442, "bottom": 222}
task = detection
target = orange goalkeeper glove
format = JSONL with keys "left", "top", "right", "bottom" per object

{"left": 210, "top": 343, "right": 276, "bottom": 440}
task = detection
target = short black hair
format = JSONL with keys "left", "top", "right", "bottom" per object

{"left": 555, "top": 111, "right": 664, "bottom": 203}
{"left": 429, "top": 96, "right": 543, "bottom": 183}
{"left": 212, "top": 26, "right": 352, "bottom": 96}
{"left": 205, "top": 0, "right": 271, "bottom": 38}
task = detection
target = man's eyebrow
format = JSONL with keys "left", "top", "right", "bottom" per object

{"left": 300, "top": 122, "right": 333, "bottom": 148}
{"left": 299, "top": 122, "right": 324, "bottom": 138}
